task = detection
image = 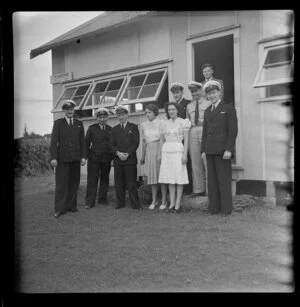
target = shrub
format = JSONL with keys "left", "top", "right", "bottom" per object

{"left": 14, "top": 138, "right": 52, "bottom": 177}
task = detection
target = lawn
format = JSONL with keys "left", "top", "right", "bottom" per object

{"left": 14, "top": 173, "right": 293, "bottom": 292}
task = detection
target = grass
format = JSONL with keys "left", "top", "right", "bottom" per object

{"left": 14, "top": 174, "right": 294, "bottom": 292}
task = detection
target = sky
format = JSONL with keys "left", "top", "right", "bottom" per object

{"left": 13, "top": 11, "right": 102, "bottom": 139}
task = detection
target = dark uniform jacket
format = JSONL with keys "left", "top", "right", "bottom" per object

{"left": 50, "top": 118, "right": 86, "bottom": 162}
{"left": 165, "top": 98, "right": 191, "bottom": 119}
{"left": 110, "top": 122, "right": 140, "bottom": 165}
{"left": 85, "top": 124, "right": 113, "bottom": 163}
{"left": 201, "top": 101, "right": 238, "bottom": 156}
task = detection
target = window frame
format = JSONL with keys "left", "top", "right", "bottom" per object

{"left": 253, "top": 42, "right": 294, "bottom": 88}
{"left": 82, "top": 75, "right": 127, "bottom": 110}
{"left": 118, "top": 68, "right": 168, "bottom": 105}
{"left": 52, "top": 82, "right": 93, "bottom": 113}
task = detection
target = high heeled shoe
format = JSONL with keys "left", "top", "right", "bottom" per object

{"left": 159, "top": 203, "right": 167, "bottom": 211}
{"left": 149, "top": 202, "right": 158, "bottom": 210}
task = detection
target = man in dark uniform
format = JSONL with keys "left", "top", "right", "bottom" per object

{"left": 85, "top": 107, "right": 113, "bottom": 209}
{"left": 201, "top": 80, "right": 238, "bottom": 215}
{"left": 110, "top": 105, "right": 142, "bottom": 210}
{"left": 201, "top": 63, "right": 224, "bottom": 99}
{"left": 50, "top": 100, "right": 86, "bottom": 218}
{"left": 165, "top": 82, "right": 193, "bottom": 195}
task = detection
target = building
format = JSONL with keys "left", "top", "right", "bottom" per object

{"left": 31, "top": 10, "right": 294, "bottom": 201}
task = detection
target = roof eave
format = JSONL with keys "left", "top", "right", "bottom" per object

{"left": 30, "top": 11, "right": 158, "bottom": 60}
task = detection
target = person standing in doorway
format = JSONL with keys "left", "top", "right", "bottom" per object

{"left": 201, "top": 63, "right": 224, "bottom": 99}
{"left": 201, "top": 80, "right": 238, "bottom": 215}
{"left": 187, "top": 81, "right": 211, "bottom": 197}
{"left": 110, "top": 105, "right": 142, "bottom": 210}
{"left": 85, "top": 107, "right": 113, "bottom": 209}
{"left": 50, "top": 100, "right": 86, "bottom": 218}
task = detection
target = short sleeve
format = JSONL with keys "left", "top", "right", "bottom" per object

{"left": 181, "top": 118, "right": 191, "bottom": 132}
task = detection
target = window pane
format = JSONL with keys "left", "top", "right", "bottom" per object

{"left": 128, "top": 74, "right": 146, "bottom": 87}
{"left": 266, "top": 84, "right": 292, "bottom": 97}
{"left": 123, "top": 87, "right": 141, "bottom": 100}
{"left": 102, "top": 90, "right": 119, "bottom": 105}
{"left": 72, "top": 96, "right": 84, "bottom": 106}
{"left": 74, "top": 85, "right": 90, "bottom": 96}
{"left": 138, "top": 84, "right": 159, "bottom": 98}
{"left": 145, "top": 71, "right": 164, "bottom": 85}
{"left": 94, "top": 81, "right": 108, "bottom": 93}
{"left": 107, "top": 79, "right": 124, "bottom": 91}
{"left": 62, "top": 88, "right": 76, "bottom": 99}
{"left": 265, "top": 45, "right": 293, "bottom": 64}
{"left": 263, "top": 64, "right": 291, "bottom": 81}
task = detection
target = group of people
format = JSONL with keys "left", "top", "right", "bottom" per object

{"left": 50, "top": 63, "right": 238, "bottom": 218}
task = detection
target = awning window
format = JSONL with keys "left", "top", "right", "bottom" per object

{"left": 52, "top": 83, "right": 92, "bottom": 113}
{"left": 120, "top": 69, "right": 168, "bottom": 104}
{"left": 253, "top": 43, "right": 294, "bottom": 88}
{"left": 82, "top": 77, "right": 126, "bottom": 109}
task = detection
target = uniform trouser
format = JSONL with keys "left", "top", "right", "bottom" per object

{"left": 206, "top": 154, "right": 233, "bottom": 214}
{"left": 183, "top": 153, "right": 193, "bottom": 194}
{"left": 85, "top": 160, "right": 111, "bottom": 207}
{"left": 189, "top": 126, "right": 206, "bottom": 193}
{"left": 114, "top": 164, "right": 141, "bottom": 208}
{"left": 54, "top": 161, "right": 80, "bottom": 213}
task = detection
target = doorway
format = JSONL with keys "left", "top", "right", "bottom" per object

{"left": 193, "top": 34, "right": 235, "bottom": 105}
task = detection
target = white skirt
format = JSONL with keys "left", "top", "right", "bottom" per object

{"left": 158, "top": 150, "right": 189, "bottom": 184}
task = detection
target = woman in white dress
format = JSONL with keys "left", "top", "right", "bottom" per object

{"left": 158, "top": 102, "right": 191, "bottom": 213}
{"left": 140, "top": 104, "right": 163, "bottom": 210}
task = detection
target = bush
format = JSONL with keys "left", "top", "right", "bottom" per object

{"left": 15, "top": 138, "right": 52, "bottom": 177}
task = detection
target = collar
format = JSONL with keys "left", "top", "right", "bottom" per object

{"left": 121, "top": 121, "right": 128, "bottom": 128}
{"left": 212, "top": 99, "right": 221, "bottom": 109}
{"left": 176, "top": 97, "right": 184, "bottom": 105}
{"left": 64, "top": 116, "right": 73, "bottom": 124}
{"left": 99, "top": 124, "right": 106, "bottom": 129}
{"left": 205, "top": 77, "right": 213, "bottom": 82}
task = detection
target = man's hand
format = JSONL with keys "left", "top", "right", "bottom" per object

{"left": 80, "top": 158, "right": 86, "bottom": 166}
{"left": 117, "top": 152, "right": 128, "bottom": 161}
{"left": 50, "top": 159, "right": 57, "bottom": 167}
{"left": 222, "top": 151, "right": 232, "bottom": 160}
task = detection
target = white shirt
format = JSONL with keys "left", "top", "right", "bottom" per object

{"left": 211, "top": 99, "right": 221, "bottom": 110}
{"left": 65, "top": 117, "right": 73, "bottom": 125}
{"left": 99, "top": 124, "right": 106, "bottom": 130}
{"left": 120, "top": 121, "right": 128, "bottom": 129}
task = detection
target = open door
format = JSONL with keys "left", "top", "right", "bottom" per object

{"left": 194, "top": 34, "right": 235, "bottom": 105}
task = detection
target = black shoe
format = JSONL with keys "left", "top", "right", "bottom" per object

{"left": 115, "top": 205, "right": 125, "bottom": 210}
{"left": 133, "top": 206, "right": 143, "bottom": 210}
{"left": 173, "top": 207, "right": 182, "bottom": 213}
{"left": 69, "top": 209, "right": 79, "bottom": 212}
{"left": 54, "top": 212, "right": 62, "bottom": 218}
{"left": 166, "top": 206, "right": 175, "bottom": 213}
{"left": 85, "top": 205, "right": 91, "bottom": 209}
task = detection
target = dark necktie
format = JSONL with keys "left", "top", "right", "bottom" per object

{"left": 194, "top": 101, "right": 199, "bottom": 125}
{"left": 69, "top": 119, "right": 73, "bottom": 127}
{"left": 121, "top": 124, "right": 124, "bottom": 131}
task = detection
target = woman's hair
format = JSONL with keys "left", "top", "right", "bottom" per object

{"left": 145, "top": 103, "right": 159, "bottom": 116}
{"left": 166, "top": 102, "right": 179, "bottom": 115}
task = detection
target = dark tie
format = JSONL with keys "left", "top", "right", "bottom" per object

{"left": 194, "top": 101, "right": 199, "bottom": 125}
{"left": 69, "top": 119, "right": 73, "bottom": 126}
{"left": 121, "top": 124, "right": 124, "bottom": 131}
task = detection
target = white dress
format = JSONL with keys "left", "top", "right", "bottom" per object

{"left": 140, "top": 118, "right": 164, "bottom": 184}
{"left": 158, "top": 117, "right": 191, "bottom": 184}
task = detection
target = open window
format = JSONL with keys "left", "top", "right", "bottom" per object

{"left": 52, "top": 83, "right": 92, "bottom": 113}
{"left": 82, "top": 77, "right": 126, "bottom": 110}
{"left": 120, "top": 69, "right": 168, "bottom": 105}
{"left": 253, "top": 43, "right": 294, "bottom": 98}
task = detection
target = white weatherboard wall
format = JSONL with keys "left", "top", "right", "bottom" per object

{"left": 51, "top": 11, "right": 293, "bottom": 185}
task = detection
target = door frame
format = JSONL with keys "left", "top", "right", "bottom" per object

{"left": 186, "top": 25, "right": 242, "bottom": 167}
